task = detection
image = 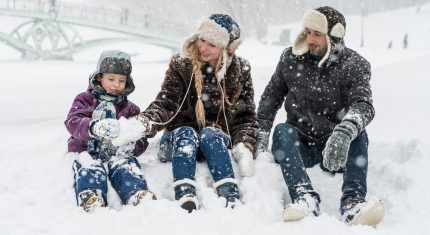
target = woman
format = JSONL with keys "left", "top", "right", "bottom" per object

{"left": 132, "top": 14, "right": 258, "bottom": 212}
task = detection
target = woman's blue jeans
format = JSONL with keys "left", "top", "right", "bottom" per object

{"left": 157, "top": 126, "right": 238, "bottom": 200}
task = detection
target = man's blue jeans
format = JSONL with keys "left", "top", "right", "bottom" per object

{"left": 157, "top": 126, "right": 238, "bottom": 200}
{"left": 272, "top": 123, "right": 368, "bottom": 207}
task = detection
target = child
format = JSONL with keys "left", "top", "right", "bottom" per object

{"left": 65, "top": 50, "right": 156, "bottom": 212}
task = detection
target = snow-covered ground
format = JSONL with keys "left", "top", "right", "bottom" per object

{"left": 1, "top": 4, "right": 429, "bottom": 235}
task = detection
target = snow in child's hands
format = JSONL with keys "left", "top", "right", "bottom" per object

{"left": 111, "top": 117, "right": 145, "bottom": 147}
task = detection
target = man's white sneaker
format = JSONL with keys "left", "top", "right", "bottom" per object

{"left": 283, "top": 194, "right": 320, "bottom": 222}
{"left": 341, "top": 197, "right": 385, "bottom": 226}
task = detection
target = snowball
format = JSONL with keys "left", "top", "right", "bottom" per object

{"left": 111, "top": 117, "right": 144, "bottom": 147}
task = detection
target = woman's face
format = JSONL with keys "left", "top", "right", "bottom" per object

{"left": 196, "top": 38, "right": 222, "bottom": 67}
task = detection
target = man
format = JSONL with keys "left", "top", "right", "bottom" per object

{"left": 256, "top": 6, "right": 384, "bottom": 226}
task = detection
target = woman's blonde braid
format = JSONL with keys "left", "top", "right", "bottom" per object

{"left": 191, "top": 43, "right": 206, "bottom": 129}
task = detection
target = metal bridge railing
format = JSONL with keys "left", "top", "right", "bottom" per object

{"left": 0, "top": 0, "right": 191, "bottom": 38}
{"left": 0, "top": 0, "right": 188, "bottom": 59}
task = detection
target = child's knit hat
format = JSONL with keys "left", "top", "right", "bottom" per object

{"left": 97, "top": 50, "right": 132, "bottom": 78}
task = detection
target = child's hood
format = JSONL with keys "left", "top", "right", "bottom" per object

{"left": 88, "top": 50, "right": 136, "bottom": 97}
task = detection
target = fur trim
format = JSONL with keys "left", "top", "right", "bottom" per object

{"left": 292, "top": 30, "right": 309, "bottom": 56}
{"left": 213, "top": 178, "right": 239, "bottom": 189}
{"left": 180, "top": 34, "right": 198, "bottom": 58}
{"left": 172, "top": 178, "right": 197, "bottom": 188}
{"left": 330, "top": 22, "right": 345, "bottom": 38}
{"left": 302, "top": 9, "right": 328, "bottom": 34}
{"left": 216, "top": 49, "right": 228, "bottom": 82}
{"left": 228, "top": 38, "right": 242, "bottom": 51}
{"left": 178, "top": 194, "right": 200, "bottom": 209}
{"left": 292, "top": 29, "right": 333, "bottom": 67}
{"left": 318, "top": 34, "right": 332, "bottom": 68}
{"left": 180, "top": 19, "right": 232, "bottom": 59}
{"left": 198, "top": 20, "right": 230, "bottom": 48}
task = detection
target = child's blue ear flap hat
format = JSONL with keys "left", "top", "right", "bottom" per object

{"left": 97, "top": 50, "right": 132, "bottom": 77}
{"left": 91, "top": 50, "right": 135, "bottom": 96}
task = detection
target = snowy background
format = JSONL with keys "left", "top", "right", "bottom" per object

{"left": 1, "top": 3, "right": 430, "bottom": 235}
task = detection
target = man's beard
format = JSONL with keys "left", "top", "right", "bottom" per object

{"left": 309, "top": 43, "right": 325, "bottom": 56}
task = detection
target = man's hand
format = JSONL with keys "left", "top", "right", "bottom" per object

{"left": 323, "top": 121, "right": 358, "bottom": 171}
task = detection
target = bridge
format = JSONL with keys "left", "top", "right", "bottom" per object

{"left": 0, "top": 0, "right": 188, "bottom": 59}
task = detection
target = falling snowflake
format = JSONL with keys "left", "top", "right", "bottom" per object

{"left": 201, "top": 93, "right": 209, "bottom": 102}
{"left": 206, "top": 66, "right": 213, "bottom": 73}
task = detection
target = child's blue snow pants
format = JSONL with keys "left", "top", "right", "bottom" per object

{"left": 73, "top": 156, "right": 149, "bottom": 205}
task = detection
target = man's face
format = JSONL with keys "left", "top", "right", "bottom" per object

{"left": 305, "top": 28, "right": 328, "bottom": 56}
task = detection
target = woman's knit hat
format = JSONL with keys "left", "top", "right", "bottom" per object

{"left": 292, "top": 6, "right": 346, "bottom": 67}
{"left": 181, "top": 14, "right": 241, "bottom": 81}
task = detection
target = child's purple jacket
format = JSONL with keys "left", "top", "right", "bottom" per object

{"left": 64, "top": 90, "right": 148, "bottom": 157}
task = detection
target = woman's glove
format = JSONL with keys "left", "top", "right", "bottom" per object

{"left": 134, "top": 115, "right": 152, "bottom": 136}
{"left": 90, "top": 118, "right": 120, "bottom": 139}
{"left": 232, "top": 143, "right": 255, "bottom": 177}
{"left": 323, "top": 121, "right": 358, "bottom": 172}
